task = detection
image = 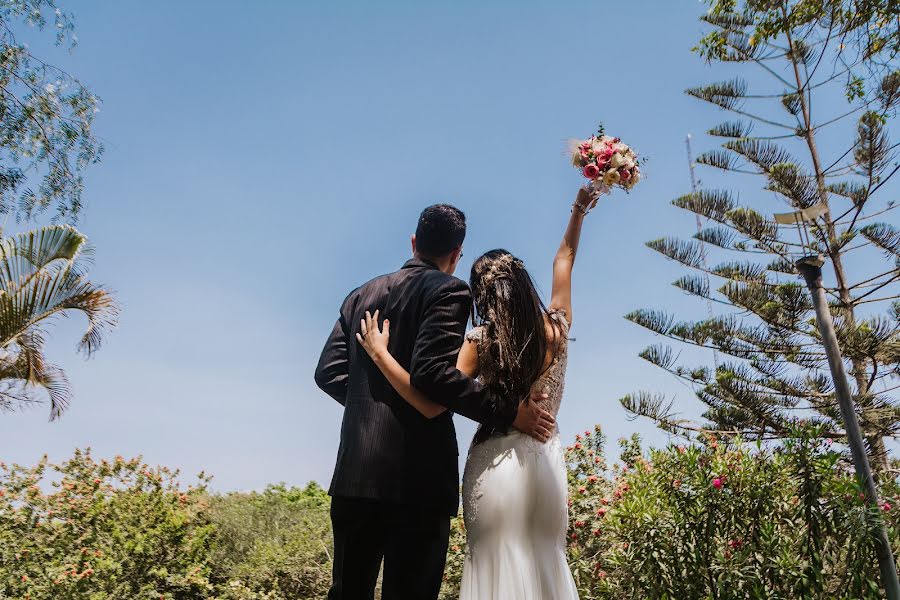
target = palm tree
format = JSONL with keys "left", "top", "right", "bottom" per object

{"left": 0, "top": 224, "right": 117, "bottom": 419}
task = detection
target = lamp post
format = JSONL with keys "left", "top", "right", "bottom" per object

{"left": 776, "top": 204, "right": 900, "bottom": 599}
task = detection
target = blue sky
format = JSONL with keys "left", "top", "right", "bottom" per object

{"left": 0, "top": 0, "right": 885, "bottom": 491}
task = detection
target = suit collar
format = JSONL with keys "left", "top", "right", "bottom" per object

{"left": 402, "top": 257, "right": 439, "bottom": 270}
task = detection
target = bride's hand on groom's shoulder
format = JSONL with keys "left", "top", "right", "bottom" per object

{"left": 512, "top": 392, "right": 555, "bottom": 443}
{"left": 356, "top": 310, "right": 390, "bottom": 363}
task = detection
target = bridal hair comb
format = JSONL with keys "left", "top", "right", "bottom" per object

{"left": 481, "top": 254, "right": 525, "bottom": 287}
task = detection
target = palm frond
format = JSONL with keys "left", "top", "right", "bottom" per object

{"left": 0, "top": 225, "right": 116, "bottom": 418}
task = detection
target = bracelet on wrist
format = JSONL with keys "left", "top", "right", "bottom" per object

{"left": 572, "top": 202, "right": 589, "bottom": 215}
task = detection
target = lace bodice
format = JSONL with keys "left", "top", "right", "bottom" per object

{"left": 464, "top": 309, "right": 570, "bottom": 418}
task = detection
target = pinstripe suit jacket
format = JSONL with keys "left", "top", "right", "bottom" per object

{"left": 314, "top": 258, "right": 517, "bottom": 516}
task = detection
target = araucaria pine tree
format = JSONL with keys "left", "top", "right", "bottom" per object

{"left": 622, "top": 0, "right": 900, "bottom": 471}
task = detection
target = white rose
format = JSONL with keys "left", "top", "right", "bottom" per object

{"left": 603, "top": 169, "right": 621, "bottom": 185}
{"left": 609, "top": 153, "right": 626, "bottom": 169}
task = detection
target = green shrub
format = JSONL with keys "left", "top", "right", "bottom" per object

{"left": 208, "top": 483, "right": 332, "bottom": 600}
{"left": 0, "top": 449, "right": 216, "bottom": 600}
{"left": 3, "top": 437, "right": 898, "bottom": 599}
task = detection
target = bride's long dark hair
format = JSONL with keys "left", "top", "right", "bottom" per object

{"left": 470, "top": 249, "right": 562, "bottom": 444}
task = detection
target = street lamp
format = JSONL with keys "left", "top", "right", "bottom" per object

{"left": 775, "top": 203, "right": 900, "bottom": 599}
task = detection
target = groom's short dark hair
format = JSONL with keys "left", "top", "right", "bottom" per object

{"left": 416, "top": 204, "right": 466, "bottom": 258}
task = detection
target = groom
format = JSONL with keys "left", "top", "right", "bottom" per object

{"left": 315, "top": 204, "right": 556, "bottom": 600}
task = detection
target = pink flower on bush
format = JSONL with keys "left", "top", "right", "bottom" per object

{"left": 883, "top": 502, "right": 892, "bottom": 512}
{"left": 597, "top": 507, "right": 607, "bottom": 517}
{"left": 713, "top": 477, "right": 723, "bottom": 490}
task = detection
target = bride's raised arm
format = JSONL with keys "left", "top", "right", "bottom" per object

{"left": 549, "top": 187, "right": 594, "bottom": 323}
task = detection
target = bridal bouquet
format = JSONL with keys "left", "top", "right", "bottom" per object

{"left": 570, "top": 125, "right": 642, "bottom": 197}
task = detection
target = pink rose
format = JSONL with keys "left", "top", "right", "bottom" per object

{"left": 619, "top": 169, "right": 631, "bottom": 181}
{"left": 582, "top": 164, "right": 600, "bottom": 179}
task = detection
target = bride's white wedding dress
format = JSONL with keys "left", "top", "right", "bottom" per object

{"left": 460, "top": 310, "right": 578, "bottom": 599}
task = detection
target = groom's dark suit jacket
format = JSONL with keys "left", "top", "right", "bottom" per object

{"left": 315, "top": 258, "right": 516, "bottom": 516}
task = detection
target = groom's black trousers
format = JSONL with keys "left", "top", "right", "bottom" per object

{"left": 327, "top": 496, "right": 451, "bottom": 600}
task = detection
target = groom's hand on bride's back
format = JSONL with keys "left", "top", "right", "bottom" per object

{"left": 512, "top": 392, "right": 555, "bottom": 443}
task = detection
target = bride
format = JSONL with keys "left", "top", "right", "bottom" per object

{"left": 356, "top": 186, "right": 595, "bottom": 599}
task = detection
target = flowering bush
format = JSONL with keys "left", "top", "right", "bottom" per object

{"left": 440, "top": 425, "right": 900, "bottom": 599}
{"left": 0, "top": 449, "right": 216, "bottom": 600}
{"left": 566, "top": 426, "right": 900, "bottom": 600}
{"left": 4, "top": 439, "right": 899, "bottom": 599}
